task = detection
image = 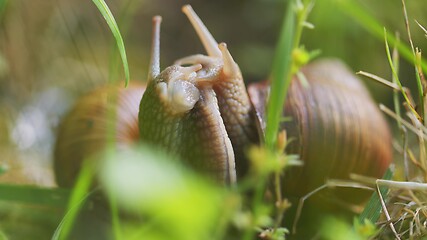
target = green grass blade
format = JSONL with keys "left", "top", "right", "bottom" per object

{"left": 92, "top": 0, "right": 130, "bottom": 86}
{"left": 401, "top": 0, "right": 425, "bottom": 122}
{"left": 244, "top": 3, "right": 295, "bottom": 239}
{"left": 392, "top": 34, "right": 402, "bottom": 129}
{"left": 0, "top": 0, "right": 8, "bottom": 17}
{"left": 52, "top": 189, "right": 97, "bottom": 240}
{"left": 0, "top": 184, "right": 69, "bottom": 207}
{"left": 108, "top": 1, "right": 143, "bottom": 83}
{"left": 109, "top": 193, "right": 123, "bottom": 240}
{"left": 55, "top": 162, "right": 95, "bottom": 240}
{"left": 334, "top": 0, "right": 427, "bottom": 75}
{"left": 265, "top": 2, "right": 295, "bottom": 149}
{"left": 384, "top": 28, "right": 420, "bottom": 119}
{"left": 358, "top": 168, "right": 393, "bottom": 223}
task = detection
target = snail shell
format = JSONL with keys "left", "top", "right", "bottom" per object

{"left": 248, "top": 59, "right": 392, "bottom": 199}
{"left": 54, "top": 83, "right": 145, "bottom": 187}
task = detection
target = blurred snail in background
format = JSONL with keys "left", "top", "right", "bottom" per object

{"left": 54, "top": 5, "right": 392, "bottom": 202}
{"left": 54, "top": 83, "right": 145, "bottom": 187}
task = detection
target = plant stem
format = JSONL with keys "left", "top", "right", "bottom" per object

{"left": 273, "top": 172, "right": 284, "bottom": 228}
{"left": 401, "top": 0, "right": 425, "bottom": 125}
{"left": 264, "top": 1, "right": 295, "bottom": 150}
{"left": 391, "top": 34, "right": 402, "bottom": 129}
{"left": 250, "top": 0, "right": 313, "bottom": 238}
{"left": 384, "top": 28, "right": 420, "bottom": 120}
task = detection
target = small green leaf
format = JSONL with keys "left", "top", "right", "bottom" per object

{"left": 92, "top": 0, "right": 130, "bottom": 86}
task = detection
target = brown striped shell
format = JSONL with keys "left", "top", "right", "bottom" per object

{"left": 248, "top": 59, "right": 392, "bottom": 200}
{"left": 54, "top": 83, "right": 145, "bottom": 187}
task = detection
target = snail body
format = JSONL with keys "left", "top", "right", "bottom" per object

{"left": 140, "top": 15, "right": 236, "bottom": 183}
{"left": 54, "top": 5, "right": 392, "bottom": 202}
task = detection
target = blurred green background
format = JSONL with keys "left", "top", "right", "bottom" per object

{"left": 0, "top": 0, "right": 426, "bottom": 194}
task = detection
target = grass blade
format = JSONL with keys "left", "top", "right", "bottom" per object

{"left": 108, "top": 0, "right": 143, "bottom": 82}
{"left": 416, "top": 20, "right": 427, "bottom": 38}
{"left": 334, "top": 0, "right": 427, "bottom": 75}
{"left": 109, "top": 193, "right": 123, "bottom": 240}
{"left": 391, "top": 33, "right": 402, "bottom": 129}
{"left": 401, "top": 0, "right": 425, "bottom": 125}
{"left": 0, "top": 184, "right": 69, "bottom": 207}
{"left": 0, "top": 0, "right": 8, "bottom": 18}
{"left": 384, "top": 28, "right": 420, "bottom": 120}
{"left": 55, "top": 162, "right": 95, "bottom": 240}
{"left": 244, "top": 2, "right": 296, "bottom": 239}
{"left": 92, "top": 0, "right": 130, "bottom": 86}
{"left": 358, "top": 168, "right": 393, "bottom": 223}
{"left": 52, "top": 189, "right": 97, "bottom": 240}
{"left": 265, "top": 2, "right": 295, "bottom": 149}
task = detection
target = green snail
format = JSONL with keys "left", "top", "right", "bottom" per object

{"left": 54, "top": 5, "right": 392, "bottom": 201}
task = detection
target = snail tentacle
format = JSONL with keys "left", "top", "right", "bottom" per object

{"left": 175, "top": 54, "right": 222, "bottom": 81}
{"left": 181, "top": 6, "right": 260, "bottom": 178}
{"left": 148, "top": 16, "right": 162, "bottom": 82}
{"left": 182, "top": 5, "right": 221, "bottom": 58}
{"left": 218, "top": 43, "right": 239, "bottom": 79}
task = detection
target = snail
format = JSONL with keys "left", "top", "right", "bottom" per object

{"left": 54, "top": 82, "right": 145, "bottom": 187}
{"left": 138, "top": 9, "right": 260, "bottom": 184}
{"left": 248, "top": 61, "right": 392, "bottom": 200}
{"left": 54, "top": 5, "right": 392, "bottom": 202}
